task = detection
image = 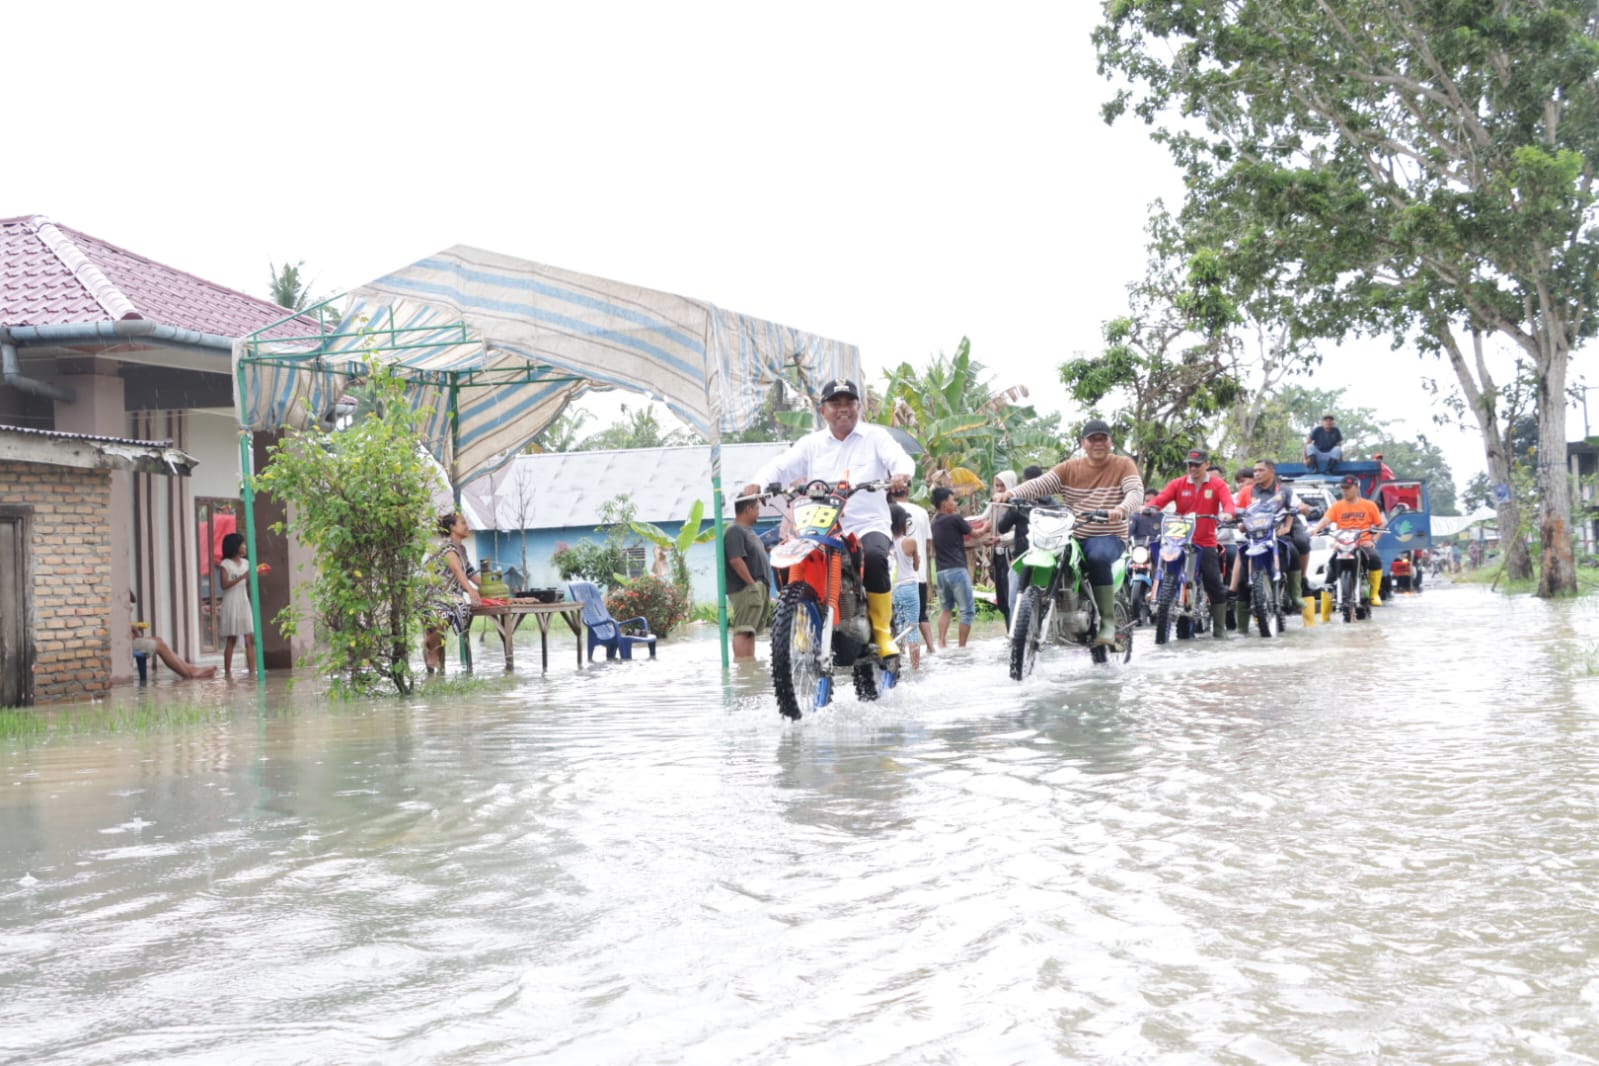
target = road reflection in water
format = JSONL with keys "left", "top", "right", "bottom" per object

{"left": 2, "top": 583, "right": 1596, "bottom": 1063}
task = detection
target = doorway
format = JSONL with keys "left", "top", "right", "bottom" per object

{"left": 0, "top": 506, "right": 32, "bottom": 706}
{"left": 196, "top": 498, "right": 240, "bottom": 654}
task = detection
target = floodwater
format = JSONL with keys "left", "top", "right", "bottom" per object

{"left": 3, "top": 582, "right": 1597, "bottom": 1065}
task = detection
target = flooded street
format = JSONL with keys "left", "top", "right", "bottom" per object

{"left": 4, "top": 582, "right": 1598, "bottom": 1064}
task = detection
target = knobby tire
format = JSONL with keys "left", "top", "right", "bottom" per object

{"left": 1009, "top": 586, "right": 1041, "bottom": 681}
{"left": 1251, "top": 567, "right": 1274, "bottom": 638}
{"left": 771, "top": 583, "right": 825, "bottom": 720}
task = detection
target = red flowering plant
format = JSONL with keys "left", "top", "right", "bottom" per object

{"left": 606, "top": 574, "right": 689, "bottom": 638}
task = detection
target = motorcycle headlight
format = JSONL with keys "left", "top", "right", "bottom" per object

{"left": 1131, "top": 544, "right": 1149, "bottom": 565}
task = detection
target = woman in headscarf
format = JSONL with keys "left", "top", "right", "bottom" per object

{"left": 987, "top": 470, "right": 1019, "bottom": 626}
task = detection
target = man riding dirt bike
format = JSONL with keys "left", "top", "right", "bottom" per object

{"left": 1309, "top": 474, "right": 1388, "bottom": 621}
{"left": 996, "top": 418, "right": 1144, "bottom": 647}
{"left": 1148, "top": 448, "right": 1236, "bottom": 642}
{"left": 741, "top": 378, "right": 915, "bottom": 666}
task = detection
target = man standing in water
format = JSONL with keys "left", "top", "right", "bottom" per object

{"left": 997, "top": 419, "right": 1144, "bottom": 645}
{"left": 723, "top": 496, "right": 771, "bottom": 661}
{"left": 742, "top": 379, "right": 915, "bottom": 662}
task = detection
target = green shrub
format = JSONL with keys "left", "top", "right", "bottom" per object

{"left": 606, "top": 574, "right": 689, "bottom": 638}
{"left": 553, "top": 539, "right": 627, "bottom": 588}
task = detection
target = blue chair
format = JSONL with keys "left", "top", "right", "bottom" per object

{"left": 568, "top": 581, "right": 658, "bottom": 662}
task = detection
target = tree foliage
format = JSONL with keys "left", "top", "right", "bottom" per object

{"left": 876, "top": 337, "right": 1062, "bottom": 495}
{"left": 1096, "top": 0, "right": 1599, "bottom": 594}
{"left": 630, "top": 498, "right": 717, "bottom": 602}
{"left": 578, "top": 404, "right": 702, "bottom": 451}
{"left": 254, "top": 358, "right": 440, "bottom": 695}
{"left": 1061, "top": 208, "right": 1244, "bottom": 481}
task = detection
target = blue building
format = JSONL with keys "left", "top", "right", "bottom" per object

{"left": 461, "top": 442, "right": 789, "bottom": 602}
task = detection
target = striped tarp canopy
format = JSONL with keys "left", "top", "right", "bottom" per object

{"left": 234, "top": 245, "right": 860, "bottom": 488}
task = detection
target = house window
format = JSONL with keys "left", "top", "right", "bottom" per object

{"left": 624, "top": 545, "right": 648, "bottom": 579}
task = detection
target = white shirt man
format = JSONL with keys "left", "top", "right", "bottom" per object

{"left": 741, "top": 378, "right": 915, "bottom": 659}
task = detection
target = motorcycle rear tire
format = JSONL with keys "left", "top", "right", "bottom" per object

{"left": 1251, "top": 567, "right": 1275, "bottom": 638}
{"left": 1009, "top": 586, "right": 1042, "bottom": 681}
{"left": 1340, "top": 569, "right": 1356, "bottom": 624}
{"left": 1134, "top": 585, "right": 1151, "bottom": 627}
{"left": 771, "top": 583, "right": 827, "bottom": 719}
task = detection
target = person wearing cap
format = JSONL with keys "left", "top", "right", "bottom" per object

{"left": 995, "top": 418, "right": 1143, "bottom": 645}
{"left": 1310, "top": 475, "right": 1389, "bottom": 613}
{"left": 1148, "top": 447, "right": 1237, "bottom": 639}
{"left": 1304, "top": 414, "right": 1344, "bottom": 473}
{"left": 742, "top": 378, "right": 916, "bottom": 661}
{"left": 1228, "top": 458, "right": 1317, "bottom": 626}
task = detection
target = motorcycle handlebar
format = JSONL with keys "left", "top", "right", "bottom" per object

{"left": 740, "top": 478, "right": 899, "bottom": 505}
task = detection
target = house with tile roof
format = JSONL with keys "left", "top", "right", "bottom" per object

{"left": 460, "top": 442, "right": 790, "bottom": 601}
{"left": 1, "top": 215, "right": 319, "bottom": 702}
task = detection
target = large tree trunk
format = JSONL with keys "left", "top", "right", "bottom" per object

{"left": 1533, "top": 337, "right": 1579, "bottom": 596}
{"left": 1438, "top": 328, "right": 1534, "bottom": 580}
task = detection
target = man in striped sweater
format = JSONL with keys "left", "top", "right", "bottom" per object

{"left": 997, "top": 419, "right": 1145, "bottom": 645}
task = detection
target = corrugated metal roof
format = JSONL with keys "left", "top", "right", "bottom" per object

{"left": 0, "top": 214, "right": 318, "bottom": 340}
{"left": 0, "top": 422, "right": 174, "bottom": 449}
{"left": 461, "top": 441, "right": 793, "bottom": 531}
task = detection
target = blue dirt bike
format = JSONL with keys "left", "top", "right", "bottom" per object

{"left": 1151, "top": 512, "right": 1210, "bottom": 644}
{"left": 1236, "top": 507, "right": 1289, "bottom": 637}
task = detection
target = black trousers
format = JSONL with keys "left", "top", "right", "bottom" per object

{"left": 860, "top": 531, "right": 892, "bottom": 594}
{"left": 1197, "top": 545, "right": 1225, "bottom": 605}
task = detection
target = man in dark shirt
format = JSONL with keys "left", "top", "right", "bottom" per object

{"left": 724, "top": 497, "right": 771, "bottom": 660}
{"left": 931, "top": 486, "right": 987, "bottom": 648}
{"left": 1305, "top": 414, "right": 1344, "bottom": 473}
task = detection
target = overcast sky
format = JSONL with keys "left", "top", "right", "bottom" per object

{"left": 13, "top": 1, "right": 1575, "bottom": 492}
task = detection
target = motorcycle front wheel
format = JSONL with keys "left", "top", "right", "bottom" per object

{"left": 1251, "top": 567, "right": 1275, "bottom": 637}
{"left": 1009, "top": 586, "right": 1043, "bottom": 681}
{"left": 772, "top": 583, "right": 827, "bottom": 719}
{"left": 1154, "top": 574, "right": 1177, "bottom": 645}
{"left": 1340, "top": 569, "right": 1356, "bottom": 624}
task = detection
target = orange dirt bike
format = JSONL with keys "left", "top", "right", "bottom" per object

{"left": 762, "top": 478, "right": 898, "bottom": 720}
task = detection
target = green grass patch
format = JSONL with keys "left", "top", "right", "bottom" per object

{"left": 0, "top": 699, "right": 232, "bottom": 742}
{"left": 1453, "top": 561, "right": 1599, "bottom": 597}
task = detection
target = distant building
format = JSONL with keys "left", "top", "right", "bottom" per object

{"left": 460, "top": 442, "right": 789, "bottom": 601}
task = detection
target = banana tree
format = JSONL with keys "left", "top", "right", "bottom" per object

{"left": 630, "top": 498, "right": 717, "bottom": 601}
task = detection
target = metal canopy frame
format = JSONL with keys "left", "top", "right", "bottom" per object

{"left": 234, "top": 296, "right": 594, "bottom": 678}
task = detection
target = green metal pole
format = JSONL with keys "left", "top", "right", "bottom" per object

{"left": 449, "top": 377, "right": 470, "bottom": 669}
{"left": 235, "top": 351, "right": 267, "bottom": 682}
{"left": 239, "top": 430, "right": 266, "bottom": 681}
{"left": 713, "top": 476, "right": 729, "bottom": 671}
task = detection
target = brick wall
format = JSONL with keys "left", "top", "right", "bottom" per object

{"left": 0, "top": 461, "right": 113, "bottom": 704}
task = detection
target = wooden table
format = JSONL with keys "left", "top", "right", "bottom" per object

{"left": 470, "top": 601, "right": 585, "bottom": 672}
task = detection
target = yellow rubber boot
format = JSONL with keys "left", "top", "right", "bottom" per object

{"left": 1302, "top": 597, "right": 1317, "bottom": 626}
{"left": 866, "top": 591, "right": 900, "bottom": 659}
{"left": 1320, "top": 590, "right": 1335, "bottom": 622}
{"left": 1368, "top": 570, "right": 1383, "bottom": 607}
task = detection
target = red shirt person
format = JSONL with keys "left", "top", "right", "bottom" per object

{"left": 1147, "top": 448, "right": 1236, "bottom": 638}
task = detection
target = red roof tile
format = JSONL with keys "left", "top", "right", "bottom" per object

{"left": 0, "top": 215, "right": 319, "bottom": 342}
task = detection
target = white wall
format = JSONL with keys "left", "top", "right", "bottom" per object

{"left": 188, "top": 410, "right": 243, "bottom": 499}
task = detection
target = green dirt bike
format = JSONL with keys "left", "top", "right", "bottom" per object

{"left": 1007, "top": 503, "right": 1134, "bottom": 681}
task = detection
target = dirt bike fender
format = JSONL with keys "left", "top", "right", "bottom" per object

{"left": 771, "top": 536, "right": 827, "bottom": 570}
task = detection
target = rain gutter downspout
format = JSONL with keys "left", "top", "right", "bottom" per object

{"left": 1, "top": 334, "right": 75, "bottom": 401}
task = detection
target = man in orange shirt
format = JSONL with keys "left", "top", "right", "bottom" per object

{"left": 1310, "top": 475, "right": 1387, "bottom": 611}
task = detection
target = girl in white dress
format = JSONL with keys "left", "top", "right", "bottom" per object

{"left": 218, "top": 532, "right": 256, "bottom": 678}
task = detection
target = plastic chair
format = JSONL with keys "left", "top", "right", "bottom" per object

{"left": 568, "top": 581, "right": 657, "bottom": 662}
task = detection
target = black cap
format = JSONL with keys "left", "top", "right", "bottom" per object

{"left": 1185, "top": 448, "right": 1208, "bottom": 465}
{"left": 1341, "top": 475, "right": 1360, "bottom": 487}
{"left": 1081, "top": 418, "right": 1113, "bottom": 439}
{"left": 820, "top": 378, "right": 860, "bottom": 402}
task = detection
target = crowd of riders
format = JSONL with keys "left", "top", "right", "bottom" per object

{"left": 744, "top": 383, "right": 1423, "bottom": 680}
